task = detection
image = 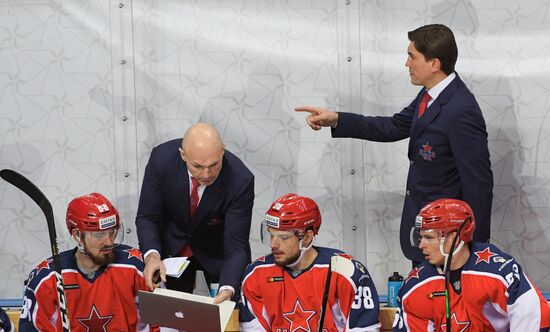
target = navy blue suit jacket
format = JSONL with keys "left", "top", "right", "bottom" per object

{"left": 332, "top": 74, "right": 493, "bottom": 262}
{"left": 135, "top": 139, "right": 254, "bottom": 294}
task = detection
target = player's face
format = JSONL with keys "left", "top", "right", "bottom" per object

{"left": 179, "top": 145, "right": 224, "bottom": 186}
{"left": 268, "top": 228, "right": 301, "bottom": 266}
{"left": 418, "top": 229, "right": 445, "bottom": 265}
{"left": 405, "top": 41, "right": 437, "bottom": 88}
{"left": 82, "top": 228, "right": 117, "bottom": 266}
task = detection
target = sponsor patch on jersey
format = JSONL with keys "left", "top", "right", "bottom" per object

{"left": 99, "top": 215, "right": 117, "bottom": 230}
{"left": 419, "top": 142, "right": 436, "bottom": 161}
{"left": 267, "top": 276, "right": 284, "bottom": 283}
{"left": 265, "top": 214, "right": 280, "bottom": 228}
{"left": 64, "top": 284, "right": 80, "bottom": 290}
{"left": 427, "top": 291, "right": 446, "bottom": 299}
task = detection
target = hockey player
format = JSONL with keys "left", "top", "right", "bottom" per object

{"left": 19, "top": 193, "right": 158, "bottom": 331}
{"left": 393, "top": 198, "right": 550, "bottom": 332}
{"left": 0, "top": 308, "right": 13, "bottom": 332}
{"left": 240, "top": 193, "right": 381, "bottom": 331}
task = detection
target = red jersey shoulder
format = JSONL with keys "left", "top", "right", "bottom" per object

{"left": 112, "top": 245, "right": 145, "bottom": 270}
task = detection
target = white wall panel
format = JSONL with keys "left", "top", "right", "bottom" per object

{"left": 0, "top": 0, "right": 549, "bottom": 300}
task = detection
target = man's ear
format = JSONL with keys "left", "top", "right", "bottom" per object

{"left": 178, "top": 147, "right": 187, "bottom": 162}
{"left": 431, "top": 58, "right": 442, "bottom": 73}
{"left": 304, "top": 229, "right": 315, "bottom": 246}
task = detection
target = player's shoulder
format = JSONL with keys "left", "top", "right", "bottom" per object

{"left": 243, "top": 254, "right": 278, "bottom": 279}
{"left": 399, "top": 261, "right": 441, "bottom": 294}
{"left": 247, "top": 254, "right": 275, "bottom": 270}
{"left": 315, "top": 247, "right": 372, "bottom": 280}
{"left": 26, "top": 250, "right": 75, "bottom": 289}
{"left": 111, "top": 244, "right": 145, "bottom": 271}
{"left": 465, "top": 242, "right": 516, "bottom": 276}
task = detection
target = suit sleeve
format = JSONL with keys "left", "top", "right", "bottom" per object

{"left": 334, "top": 259, "right": 381, "bottom": 331}
{"left": 239, "top": 266, "right": 269, "bottom": 332}
{"left": 448, "top": 104, "right": 493, "bottom": 242}
{"left": 135, "top": 147, "right": 164, "bottom": 253}
{"left": 331, "top": 99, "right": 416, "bottom": 142}
{"left": 19, "top": 272, "right": 58, "bottom": 332}
{"left": 220, "top": 176, "right": 254, "bottom": 297}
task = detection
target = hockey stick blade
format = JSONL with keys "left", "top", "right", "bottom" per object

{"left": 0, "top": 169, "right": 71, "bottom": 331}
{"left": 318, "top": 255, "right": 356, "bottom": 332}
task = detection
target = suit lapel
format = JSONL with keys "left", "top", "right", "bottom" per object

{"left": 191, "top": 180, "right": 224, "bottom": 231}
{"left": 409, "top": 101, "right": 441, "bottom": 144}
{"left": 177, "top": 159, "right": 191, "bottom": 227}
{"left": 409, "top": 75, "right": 462, "bottom": 150}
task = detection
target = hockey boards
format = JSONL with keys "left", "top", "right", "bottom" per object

{"left": 0, "top": 169, "right": 71, "bottom": 331}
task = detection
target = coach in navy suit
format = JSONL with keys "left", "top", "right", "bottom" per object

{"left": 296, "top": 24, "right": 493, "bottom": 264}
{"left": 136, "top": 123, "right": 254, "bottom": 302}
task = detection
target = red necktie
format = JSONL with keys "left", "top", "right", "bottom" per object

{"left": 417, "top": 91, "right": 432, "bottom": 118}
{"left": 178, "top": 177, "right": 199, "bottom": 258}
{"left": 190, "top": 177, "right": 200, "bottom": 219}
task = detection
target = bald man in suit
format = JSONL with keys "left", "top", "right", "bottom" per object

{"left": 136, "top": 124, "right": 254, "bottom": 303}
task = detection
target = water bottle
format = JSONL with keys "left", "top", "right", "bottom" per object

{"left": 387, "top": 271, "right": 404, "bottom": 307}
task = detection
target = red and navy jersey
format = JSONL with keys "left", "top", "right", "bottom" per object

{"left": 393, "top": 242, "right": 550, "bottom": 331}
{"left": 0, "top": 307, "right": 14, "bottom": 332}
{"left": 19, "top": 245, "right": 159, "bottom": 332}
{"left": 239, "top": 247, "right": 380, "bottom": 332}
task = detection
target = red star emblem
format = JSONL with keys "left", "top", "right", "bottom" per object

{"left": 440, "top": 312, "right": 470, "bottom": 332}
{"left": 124, "top": 248, "right": 143, "bottom": 262}
{"left": 474, "top": 247, "right": 496, "bottom": 265}
{"left": 405, "top": 266, "right": 424, "bottom": 284}
{"left": 35, "top": 258, "right": 53, "bottom": 274}
{"left": 78, "top": 305, "right": 113, "bottom": 332}
{"left": 282, "top": 300, "right": 316, "bottom": 332}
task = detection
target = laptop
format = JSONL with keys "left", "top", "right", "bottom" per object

{"left": 138, "top": 288, "right": 236, "bottom": 332}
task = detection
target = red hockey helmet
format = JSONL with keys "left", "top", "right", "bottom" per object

{"left": 415, "top": 198, "right": 475, "bottom": 243}
{"left": 66, "top": 193, "right": 120, "bottom": 234}
{"left": 263, "top": 193, "right": 322, "bottom": 237}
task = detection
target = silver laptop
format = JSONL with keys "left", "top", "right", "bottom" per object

{"left": 138, "top": 288, "right": 235, "bottom": 332}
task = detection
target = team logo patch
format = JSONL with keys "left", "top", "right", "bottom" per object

{"left": 474, "top": 247, "right": 497, "bottom": 265}
{"left": 265, "top": 214, "right": 280, "bottom": 228}
{"left": 419, "top": 142, "right": 436, "bottom": 161}
{"left": 405, "top": 266, "right": 424, "bottom": 284}
{"left": 282, "top": 300, "right": 316, "bottom": 332}
{"left": 267, "top": 276, "right": 284, "bottom": 283}
{"left": 99, "top": 215, "right": 116, "bottom": 230}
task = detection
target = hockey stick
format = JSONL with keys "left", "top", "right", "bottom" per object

{"left": 318, "top": 255, "right": 355, "bottom": 332}
{"left": 442, "top": 217, "right": 471, "bottom": 332}
{"left": 0, "top": 169, "right": 71, "bottom": 331}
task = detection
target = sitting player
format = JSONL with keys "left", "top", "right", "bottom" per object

{"left": 19, "top": 193, "right": 158, "bottom": 331}
{"left": 240, "top": 193, "right": 380, "bottom": 331}
{"left": 393, "top": 198, "right": 550, "bottom": 331}
{"left": 0, "top": 307, "right": 13, "bottom": 332}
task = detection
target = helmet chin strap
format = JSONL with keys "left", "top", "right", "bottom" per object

{"left": 72, "top": 231, "right": 89, "bottom": 257}
{"left": 439, "top": 238, "right": 464, "bottom": 272}
{"left": 285, "top": 237, "right": 315, "bottom": 269}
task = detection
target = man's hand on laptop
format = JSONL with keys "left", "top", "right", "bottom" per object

{"left": 144, "top": 252, "right": 166, "bottom": 291}
{"left": 213, "top": 289, "right": 233, "bottom": 304}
